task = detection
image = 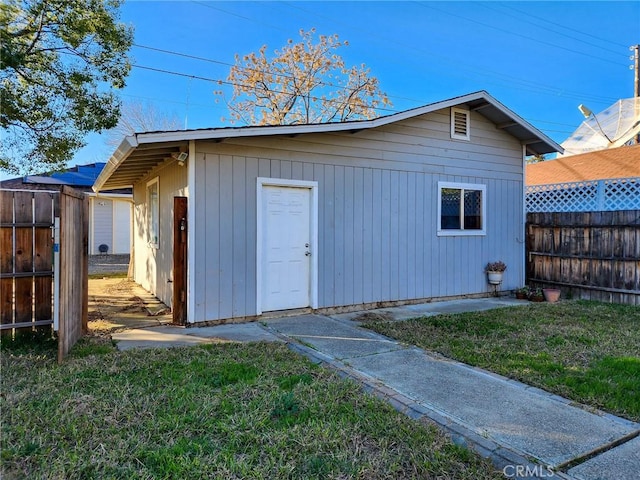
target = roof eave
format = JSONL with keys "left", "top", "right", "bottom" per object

{"left": 93, "top": 135, "right": 138, "bottom": 192}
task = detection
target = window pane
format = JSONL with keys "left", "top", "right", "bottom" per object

{"left": 148, "top": 182, "right": 159, "bottom": 245}
{"left": 463, "top": 189, "right": 482, "bottom": 230}
{"left": 441, "top": 188, "right": 461, "bottom": 229}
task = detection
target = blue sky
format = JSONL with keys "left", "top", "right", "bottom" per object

{"left": 35, "top": 1, "right": 640, "bottom": 173}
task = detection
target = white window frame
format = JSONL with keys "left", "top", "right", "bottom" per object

{"left": 450, "top": 107, "right": 471, "bottom": 141}
{"left": 437, "top": 181, "right": 486, "bottom": 236}
{"left": 146, "top": 177, "right": 160, "bottom": 248}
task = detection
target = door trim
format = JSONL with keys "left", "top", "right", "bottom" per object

{"left": 172, "top": 197, "right": 188, "bottom": 325}
{"left": 256, "top": 177, "right": 318, "bottom": 315}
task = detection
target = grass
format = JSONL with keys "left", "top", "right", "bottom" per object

{"left": 1, "top": 338, "right": 501, "bottom": 479}
{"left": 364, "top": 300, "right": 640, "bottom": 422}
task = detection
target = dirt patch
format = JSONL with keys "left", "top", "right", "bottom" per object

{"left": 88, "top": 278, "right": 171, "bottom": 334}
{"left": 353, "top": 311, "right": 396, "bottom": 323}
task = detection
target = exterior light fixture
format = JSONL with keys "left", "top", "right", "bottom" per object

{"left": 577, "top": 104, "right": 612, "bottom": 143}
{"left": 171, "top": 151, "right": 189, "bottom": 166}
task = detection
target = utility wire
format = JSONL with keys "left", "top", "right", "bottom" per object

{"left": 480, "top": 2, "right": 628, "bottom": 58}
{"left": 501, "top": 3, "right": 631, "bottom": 50}
{"left": 277, "top": 1, "right": 619, "bottom": 104}
{"left": 419, "top": 2, "right": 626, "bottom": 67}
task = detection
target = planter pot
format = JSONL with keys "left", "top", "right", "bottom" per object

{"left": 543, "top": 288, "right": 561, "bottom": 303}
{"left": 529, "top": 293, "right": 544, "bottom": 302}
{"left": 515, "top": 292, "right": 528, "bottom": 300}
{"left": 487, "top": 271, "right": 504, "bottom": 285}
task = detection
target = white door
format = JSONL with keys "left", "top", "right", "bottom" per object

{"left": 261, "top": 185, "right": 312, "bottom": 311}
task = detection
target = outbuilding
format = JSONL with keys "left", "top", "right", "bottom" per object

{"left": 94, "top": 91, "right": 561, "bottom": 325}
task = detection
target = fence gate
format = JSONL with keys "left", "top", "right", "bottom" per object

{"left": 0, "top": 187, "right": 88, "bottom": 361}
{"left": 1, "top": 190, "right": 56, "bottom": 334}
{"left": 57, "top": 187, "right": 88, "bottom": 362}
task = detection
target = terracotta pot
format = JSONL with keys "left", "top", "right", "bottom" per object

{"left": 543, "top": 288, "right": 561, "bottom": 303}
{"left": 515, "top": 292, "right": 527, "bottom": 300}
{"left": 529, "top": 295, "right": 544, "bottom": 302}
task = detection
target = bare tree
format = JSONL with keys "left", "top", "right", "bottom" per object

{"left": 106, "top": 101, "right": 182, "bottom": 146}
{"left": 217, "top": 29, "right": 391, "bottom": 125}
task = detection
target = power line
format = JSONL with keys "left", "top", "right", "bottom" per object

{"left": 481, "top": 3, "right": 628, "bottom": 58}
{"left": 418, "top": 2, "right": 627, "bottom": 67}
{"left": 276, "top": 1, "right": 619, "bottom": 104}
{"left": 501, "top": 3, "right": 630, "bottom": 50}
{"left": 131, "top": 63, "right": 400, "bottom": 116}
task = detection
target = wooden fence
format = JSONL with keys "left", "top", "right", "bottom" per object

{"left": 57, "top": 187, "right": 88, "bottom": 362}
{"left": 0, "top": 187, "right": 87, "bottom": 361}
{"left": 1, "top": 190, "right": 57, "bottom": 334}
{"left": 526, "top": 210, "right": 640, "bottom": 305}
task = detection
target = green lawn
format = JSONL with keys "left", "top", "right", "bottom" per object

{"left": 1, "top": 338, "right": 500, "bottom": 479}
{"left": 364, "top": 300, "right": 640, "bottom": 422}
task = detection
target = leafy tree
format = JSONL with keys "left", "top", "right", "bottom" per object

{"left": 526, "top": 154, "right": 548, "bottom": 164}
{"left": 1, "top": 0, "right": 133, "bottom": 174}
{"left": 106, "top": 101, "right": 182, "bottom": 147}
{"left": 218, "top": 28, "right": 391, "bottom": 125}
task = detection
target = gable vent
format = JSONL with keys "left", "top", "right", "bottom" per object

{"left": 451, "top": 108, "right": 470, "bottom": 140}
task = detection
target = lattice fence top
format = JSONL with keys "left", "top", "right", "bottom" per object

{"left": 526, "top": 177, "right": 640, "bottom": 212}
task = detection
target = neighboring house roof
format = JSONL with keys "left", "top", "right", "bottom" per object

{"left": 94, "top": 91, "right": 563, "bottom": 191}
{"left": 1, "top": 162, "right": 131, "bottom": 194}
{"left": 526, "top": 144, "right": 640, "bottom": 186}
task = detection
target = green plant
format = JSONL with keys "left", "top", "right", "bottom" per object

{"left": 529, "top": 287, "right": 543, "bottom": 298}
{"left": 485, "top": 261, "right": 507, "bottom": 272}
{"left": 516, "top": 286, "right": 530, "bottom": 294}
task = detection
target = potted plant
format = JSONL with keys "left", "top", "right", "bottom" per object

{"left": 515, "top": 286, "right": 530, "bottom": 300}
{"left": 485, "top": 261, "right": 507, "bottom": 285}
{"left": 543, "top": 288, "right": 561, "bottom": 303}
{"left": 528, "top": 287, "right": 544, "bottom": 302}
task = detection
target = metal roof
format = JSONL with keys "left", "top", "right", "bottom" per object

{"left": 94, "top": 91, "right": 563, "bottom": 191}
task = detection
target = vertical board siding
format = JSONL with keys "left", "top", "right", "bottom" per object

{"left": 132, "top": 161, "right": 188, "bottom": 306}
{"left": 92, "top": 198, "right": 113, "bottom": 254}
{"left": 188, "top": 110, "right": 525, "bottom": 322}
{"left": 112, "top": 200, "right": 131, "bottom": 254}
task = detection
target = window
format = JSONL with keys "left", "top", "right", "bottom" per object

{"left": 147, "top": 177, "right": 159, "bottom": 247}
{"left": 450, "top": 107, "right": 470, "bottom": 141}
{"left": 437, "top": 181, "right": 486, "bottom": 236}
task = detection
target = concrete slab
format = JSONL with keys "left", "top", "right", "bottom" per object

{"left": 402, "top": 297, "right": 526, "bottom": 316}
{"left": 112, "top": 323, "right": 282, "bottom": 351}
{"left": 568, "top": 436, "right": 640, "bottom": 480}
{"left": 334, "top": 297, "right": 529, "bottom": 323}
{"left": 346, "top": 347, "right": 638, "bottom": 468}
{"left": 266, "top": 315, "right": 402, "bottom": 359}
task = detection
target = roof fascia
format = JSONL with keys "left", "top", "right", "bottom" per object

{"left": 93, "top": 135, "right": 138, "bottom": 192}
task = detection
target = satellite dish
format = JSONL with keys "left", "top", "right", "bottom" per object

{"left": 559, "top": 97, "right": 640, "bottom": 157}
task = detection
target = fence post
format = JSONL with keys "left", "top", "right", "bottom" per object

{"left": 596, "top": 180, "right": 605, "bottom": 211}
{"left": 53, "top": 217, "right": 60, "bottom": 332}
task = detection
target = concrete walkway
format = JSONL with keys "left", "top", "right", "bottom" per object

{"left": 111, "top": 298, "right": 640, "bottom": 479}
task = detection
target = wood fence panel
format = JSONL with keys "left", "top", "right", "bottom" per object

{"left": 14, "top": 226, "right": 33, "bottom": 326}
{"left": 57, "top": 187, "right": 88, "bottom": 363}
{"left": 0, "top": 191, "right": 13, "bottom": 336}
{"left": 0, "top": 190, "right": 57, "bottom": 334}
{"left": 527, "top": 210, "right": 640, "bottom": 306}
